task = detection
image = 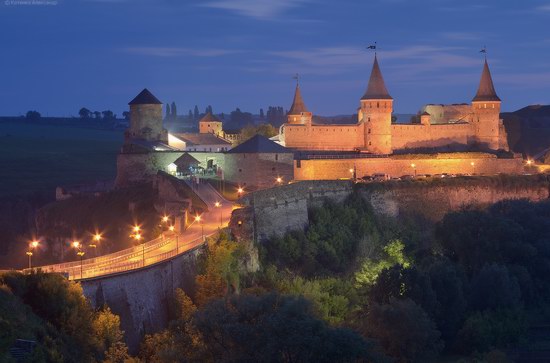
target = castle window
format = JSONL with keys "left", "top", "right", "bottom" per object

{"left": 492, "top": 104, "right": 495, "bottom": 109}
{"left": 368, "top": 117, "right": 371, "bottom": 122}
{"left": 368, "top": 128, "right": 371, "bottom": 134}
{"left": 377, "top": 102, "right": 379, "bottom": 108}
{"left": 484, "top": 104, "right": 487, "bottom": 109}
{"left": 272, "top": 167, "right": 276, "bottom": 171}
{"left": 239, "top": 169, "right": 242, "bottom": 172}
{"left": 296, "top": 160, "right": 301, "bottom": 168}
{"left": 369, "top": 141, "right": 372, "bottom": 146}
{"left": 275, "top": 154, "right": 278, "bottom": 161}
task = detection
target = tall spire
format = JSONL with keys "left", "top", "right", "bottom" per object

{"left": 472, "top": 59, "right": 500, "bottom": 102}
{"left": 361, "top": 54, "right": 392, "bottom": 100}
{"left": 288, "top": 83, "right": 309, "bottom": 114}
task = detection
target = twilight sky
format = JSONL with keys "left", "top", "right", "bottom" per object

{"left": 1, "top": 0, "right": 549, "bottom": 117}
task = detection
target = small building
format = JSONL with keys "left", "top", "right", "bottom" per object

{"left": 171, "top": 153, "right": 200, "bottom": 176}
{"left": 169, "top": 132, "right": 232, "bottom": 152}
{"left": 224, "top": 135, "right": 294, "bottom": 189}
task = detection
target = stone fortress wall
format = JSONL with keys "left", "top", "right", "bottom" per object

{"left": 235, "top": 176, "right": 550, "bottom": 242}
{"left": 294, "top": 153, "right": 523, "bottom": 180}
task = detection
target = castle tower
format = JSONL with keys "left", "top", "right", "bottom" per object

{"left": 471, "top": 59, "right": 501, "bottom": 150}
{"left": 127, "top": 88, "right": 168, "bottom": 143}
{"left": 287, "top": 83, "right": 312, "bottom": 125}
{"left": 360, "top": 55, "right": 393, "bottom": 154}
{"left": 199, "top": 112, "right": 223, "bottom": 136}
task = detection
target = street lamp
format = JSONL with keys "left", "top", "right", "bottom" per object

{"left": 26, "top": 240, "right": 39, "bottom": 270}
{"left": 411, "top": 163, "right": 417, "bottom": 177}
{"left": 470, "top": 161, "right": 475, "bottom": 174}
{"left": 237, "top": 187, "right": 244, "bottom": 197}
{"left": 215, "top": 201, "right": 223, "bottom": 227}
{"left": 195, "top": 215, "right": 204, "bottom": 241}
{"left": 132, "top": 232, "right": 144, "bottom": 267}
{"left": 161, "top": 215, "right": 169, "bottom": 223}
{"left": 168, "top": 225, "right": 175, "bottom": 232}
{"left": 89, "top": 233, "right": 102, "bottom": 251}
{"left": 72, "top": 241, "right": 85, "bottom": 279}
{"left": 276, "top": 176, "right": 283, "bottom": 184}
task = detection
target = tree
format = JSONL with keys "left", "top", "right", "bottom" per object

{"left": 469, "top": 263, "right": 521, "bottom": 311}
{"left": 93, "top": 111, "right": 101, "bottom": 119}
{"left": 193, "top": 105, "right": 199, "bottom": 121}
{"left": 355, "top": 239, "right": 411, "bottom": 288}
{"left": 25, "top": 110, "right": 41, "bottom": 120}
{"left": 122, "top": 111, "right": 130, "bottom": 120}
{"left": 102, "top": 110, "right": 115, "bottom": 120}
{"left": 259, "top": 108, "right": 265, "bottom": 119}
{"left": 79, "top": 107, "right": 91, "bottom": 119}
{"left": 165, "top": 103, "right": 171, "bottom": 119}
{"left": 171, "top": 102, "right": 177, "bottom": 119}
{"left": 92, "top": 306, "right": 131, "bottom": 362}
{"left": 205, "top": 105, "right": 212, "bottom": 114}
{"left": 191, "top": 293, "right": 387, "bottom": 363}
{"left": 188, "top": 110, "right": 193, "bottom": 121}
{"left": 363, "top": 298, "right": 443, "bottom": 362}
{"left": 195, "top": 233, "right": 242, "bottom": 306}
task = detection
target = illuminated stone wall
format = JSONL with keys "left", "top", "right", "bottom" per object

{"left": 224, "top": 152, "right": 294, "bottom": 189}
{"left": 281, "top": 124, "right": 364, "bottom": 151}
{"left": 294, "top": 154, "right": 524, "bottom": 180}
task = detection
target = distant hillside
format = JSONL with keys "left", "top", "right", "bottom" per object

{"left": 501, "top": 105, "right": 550, "bottom": 156}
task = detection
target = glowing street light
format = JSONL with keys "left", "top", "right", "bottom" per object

{"left": 133, "top": 225, "right": 141, "bottom": 233}
{"left": 237, "top": 187, "right": 244, "bottom": 196}
{"left": 90, "top": 233, "right": 102, "bottom": 249}
{"left": 161, "top": 215, "right": 169, "bottom": 223}
{"left": 411, "top": 163, "right": 417, "bottom": 177}
{"left": 132, "top": 232, "right": 145, "bottom": 267}
{"left": 72, "top": 241, "right": 85, "bottom": 279}
{"left": 526, "top": 159, "right": 533, "bottom": 166}
{"left": 470, "top": 161, "right": 475, "bottom": 174}
{"left": 26, "top": 240, "right": 39, "bottom": 270}
{"left": 168, "top": 225, "right": 175, "bottom": 232}
{"left": 276, "top": 176, "right": 283, "bottom": 184}
{"left": 215, "top": 201, "right": 222, "bottom": 227}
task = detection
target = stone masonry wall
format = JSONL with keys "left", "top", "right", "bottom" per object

{"left": 81, "top": 245, "right": 203, "bottom": 354}
{"left": 234, "top": 177, "right": 550, "bottom": 242}
{"left": 295, "top": 154, "right": 523, "bottom": 180}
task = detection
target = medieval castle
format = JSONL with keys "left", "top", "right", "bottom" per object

{"left": 115, "top": 55, "right": 524, "bottom": 189}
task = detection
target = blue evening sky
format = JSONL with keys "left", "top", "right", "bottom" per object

{"left": 1, "top": 0, "right": 549, "bottom": 117}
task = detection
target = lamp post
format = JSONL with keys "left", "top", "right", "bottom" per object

{"left": 26, "top": 240, "right": 39, "bottom": 270}
{"left": 72, "top": 241, "right": 85, "bottom": 280}
{"left": 349, "top": 168, "right": 354, "bottom": 180}
{"left": 161, "top": 215, "right": 169, "bottom": 224}
{"left": 276, "top": 176, "right": 283, "bottom": 185}
{"left": 215, "top": 201, "right": 222, "bottom": 227}
{"left": 237, "top": 187, "right": 244, "bottom": 197}
{"left": 89, "top": 233, "right": 101, "bottom": 256}
{"left": 470, "top": 161, "right": 475, "bottom": 175}
{"left": 411, "top": 163, "right": 417, "bottom": 177}
{"left": 168, "top": 225, "right": 179, "bottom": 254}
{"left": 131, "top": 225, "right": 144, "bottom": 267}
{"left": 195, "top": 215, "right": 204, "bottom": 241}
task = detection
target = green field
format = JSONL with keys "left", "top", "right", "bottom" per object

{"left": 0, "top": 122, "right": 123, "bottom": 197}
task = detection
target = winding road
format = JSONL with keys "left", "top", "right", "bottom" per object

{"left": 29, "top": 182, "right": 235, "bottom": 281}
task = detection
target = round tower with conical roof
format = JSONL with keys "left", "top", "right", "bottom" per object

{"left": 287, "top": 83, "right": 312, "bottom": 125}
{"left": 360, "top": 55, "right": 393, "bottom": 154}
{"left": 126, "top": 88, "right": 167, "bottom": 143}
{"left": 199, "top": 112, "right": 223, "bottom": 136}
{"left": 471, "top": 59, "right": 502, "bottom": 150}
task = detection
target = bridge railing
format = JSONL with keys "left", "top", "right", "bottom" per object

{"left": 23, "top": 234, "right": 209, "bottom": 280}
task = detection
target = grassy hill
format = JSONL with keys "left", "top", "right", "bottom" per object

{"left": 0, "top": 121, "right": 122, "bottom": 198}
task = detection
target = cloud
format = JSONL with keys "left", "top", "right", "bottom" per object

{"left": 265, "top": 45, "right": 481, "bottom": 77}
{"left": 199, "top": 0, "right": 309, "bottom": 19}
{"left": 536, "top": 4, "right": 550, "bottom": 11}
{"left": 122, "top": 47, "right": 241, "bottom": 57}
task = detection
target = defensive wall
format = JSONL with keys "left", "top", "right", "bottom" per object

{"left": 294, "top": 153, "right": 523, "bottom": 180}
{"left": 80, "top": 244, "right": 203, "bottom": 354}
{"left": 234, "top": 175, "right": 550, "bottom": 242}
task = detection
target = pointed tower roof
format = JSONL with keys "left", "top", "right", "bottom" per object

{"left": 128, "top": 88, "right": 163, "bottom": 105}
{"left": 200, "top": 112, "right": 221, "bottom": 123}
{"left": 361, "top": 55, "right": 392, "bottom": 100}
{"left": 472, "top": 59, "right": 500, "bottom": 102}
{"left": 288, "top": 84, "right": 309, "bottom": 114}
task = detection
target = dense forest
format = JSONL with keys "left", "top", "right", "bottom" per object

{"left": 3, "top": 195, "right": 550, "bottom": 362}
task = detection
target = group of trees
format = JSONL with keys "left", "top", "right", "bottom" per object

{"left": 0, "top": 271, "right": 134, "bottom": 362}
{"left": 78, "top": 108, "right": 119, "bottom": 121}
{"left": 260, "top": 195, "right": 550, "bottom": 361}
